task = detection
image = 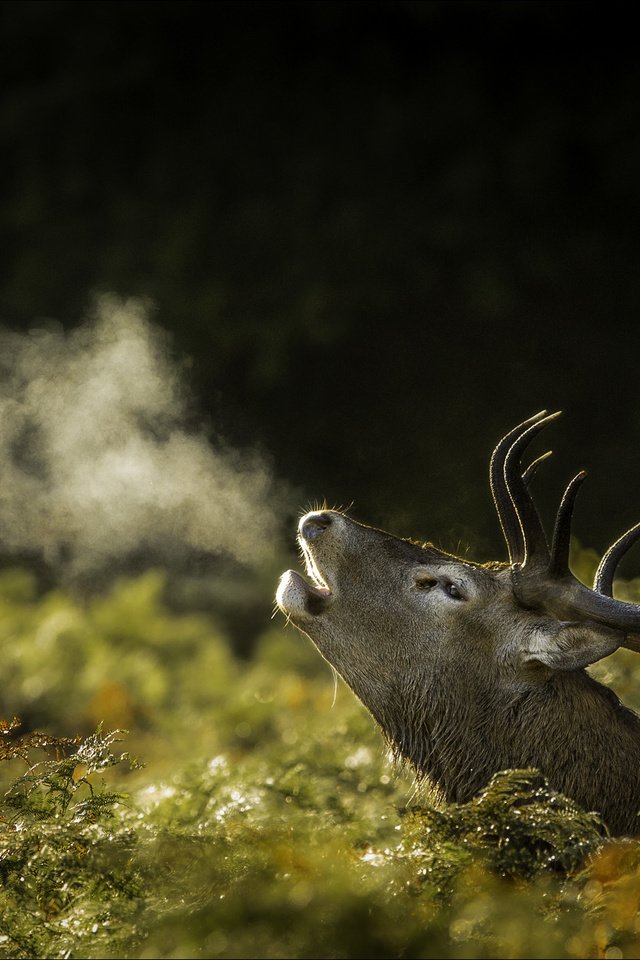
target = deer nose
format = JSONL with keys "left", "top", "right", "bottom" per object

{"left": 299, "top": 511, "right": 333, "bottom": 541}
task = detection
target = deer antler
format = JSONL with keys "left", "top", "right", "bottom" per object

{"left": 491, "top": 413, "right": 640, "bottom": 644}
{"left": 548, "top": 470, "right": 588, "bottom": 578}
{"left": 490, "top": 410, "right": 550, "bottom": 566}
{"left": 594, "top": 522, "right": 640, "bottom": 597}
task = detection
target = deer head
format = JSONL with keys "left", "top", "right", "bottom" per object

{"left": 276, "top": 413, "right": 640, "bottom": 835}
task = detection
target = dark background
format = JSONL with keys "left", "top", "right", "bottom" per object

{"left": 2, "top": 0, "right": 639, "bottom": 567}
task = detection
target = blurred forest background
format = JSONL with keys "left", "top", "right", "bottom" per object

{"left": 2, "top": 0, "right": 640, "bottom": 570}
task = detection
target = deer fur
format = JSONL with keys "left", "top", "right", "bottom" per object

{"left": 276, "top": 415, "right": 640, "bottom": 836}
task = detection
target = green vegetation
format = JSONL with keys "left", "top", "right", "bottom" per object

{"left": 2, "top": 554, "right": 640, "bottom": 959}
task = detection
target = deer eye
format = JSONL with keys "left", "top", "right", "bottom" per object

{"left": 444, "top": 582, "right": 464, "bottom": 600}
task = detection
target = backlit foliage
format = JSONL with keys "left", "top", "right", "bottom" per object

{"left": 1, "top": 550, "right": 640, "bottom": 958}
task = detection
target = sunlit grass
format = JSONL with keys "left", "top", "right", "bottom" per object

{"left": 2, "top": 553, "right": 640, "bottom": 958}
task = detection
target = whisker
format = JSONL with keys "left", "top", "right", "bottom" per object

{"left": 331, "top": 666, "right": 339, "bottom": 708}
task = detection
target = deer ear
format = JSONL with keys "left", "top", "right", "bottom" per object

{"left": 523, "top": 621, "right": 621, "bottom": 671}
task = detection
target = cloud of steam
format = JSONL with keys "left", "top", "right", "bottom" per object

{"left": 0, "top": 295, "right": 283, "bottom": 576}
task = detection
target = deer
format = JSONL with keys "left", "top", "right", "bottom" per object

{"left": 276, "top": 412, "right": 640, "bottom": 836}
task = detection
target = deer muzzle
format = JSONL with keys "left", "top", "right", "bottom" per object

{"left": 276, "top": 511, "right": 340, "bottom": 619}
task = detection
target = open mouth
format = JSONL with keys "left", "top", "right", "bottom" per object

{"left": 276, "top": 540, "right": 333, "bottom": 618}
{"left": 276, "top": 570, "right": 332, "bottom": 619}
{"left": 276, "top": 569, "right": 332, "bottom": 617}
{"left": 276, "top": 510, "right": 337, "bottom": 619}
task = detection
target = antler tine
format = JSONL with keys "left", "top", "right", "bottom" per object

{"left": 594, "top": 521, "right": 640, "bottom": 597}
{"left": 490, "top": 411, "right": 548, "bottom": 565}
{"left": 503, "top": 411, "right": 562, "bottom": 567}
{"left": 522, "top": 450, "right": 553, "bottom": 486}
{"left": 501, "top": 413, "right": 640, "bottom": 637}
{"left": 548, "top": 471, "right": 588, "bottom": 578}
